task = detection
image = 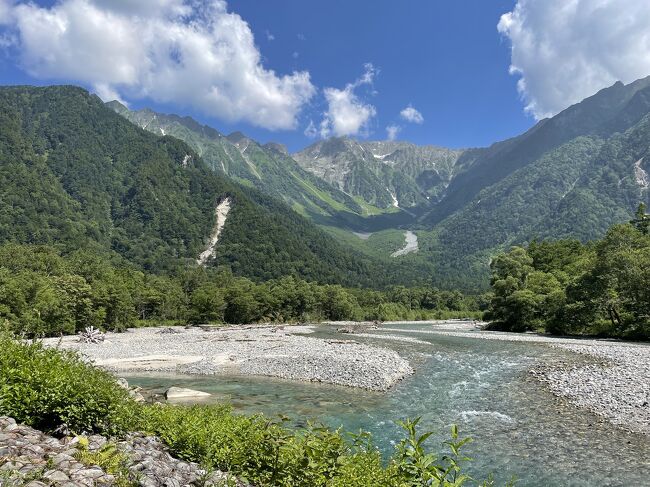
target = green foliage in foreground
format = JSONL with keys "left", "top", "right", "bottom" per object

{"left": 0, "top": 335, "right": 138, "bottom": 436}
{"left": 0, "top": 336, "right": 510, "bottom": 486}
{"left": 486, "top": 211, "right": 650, "bottom": 338}
{"left": 0, "top": 243, "right": 484, "bottom": 337}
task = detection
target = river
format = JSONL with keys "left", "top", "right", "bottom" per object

{"left": 126, "top": 323, "right": 650, "bottom": 486}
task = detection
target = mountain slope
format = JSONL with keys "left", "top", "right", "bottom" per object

{"left": 424, "top": 79, "right": 650, "bottom": 286}
{"left": 421, "top": 75, "right": 650, "bottom": 226}
{"left": 293, "top": 137, "right": 469, "bottom": 210}
{"left": 0, "top": 85, "right": 421, "bottom": 286}
{"left": 107, "top": 102, "right": 383, "bottom": 223}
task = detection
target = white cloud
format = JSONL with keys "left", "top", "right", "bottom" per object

{"left": 386, "top": 125, "right": 401, "bottom": 141}
{"left": 304, "top": 120, "right": 317, "bottom": 138}
{"left": 0, "top": 1, "right": 11, "bottom": 24}
{"left": 319, "top": 63, "right": 377, "bottom": 137}
{"left": 0, "top": 0, "right": 315, "bottom": 130}
{"left": 265, "top": 30, "right": 275, "bottom": 41}
{"left": 400, "top": 105, "right": 423, "bottom": 124}
{"left": 498, "top": 0, "right": 650, "bottom": 120}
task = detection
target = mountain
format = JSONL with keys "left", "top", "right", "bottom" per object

{"left": 105, "top": 76, "right": 650, "bottom": 291}
{"left": 293, "top": 137, "right": 469, "bottom": 210}
{"left": 421, "top": 75, "right": 650, "bottom": 226}
{"left": 421, "top": 76, "right": 650, "bottom": 286}
{"left": 107, "top": 102, "right": 387, "bottom": 224}
{"left": 0, "top": 85, "right": 427, "bottom": 286}
{"left": 289, "top": 78, "right": 650, "bottom": 289}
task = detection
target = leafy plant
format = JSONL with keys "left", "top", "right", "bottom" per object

{"left": 0, "top": 333, "right": 139, "bottom": 435}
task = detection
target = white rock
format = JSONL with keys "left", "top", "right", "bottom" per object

{"left": 165, "top": 387, "right": 211, "bottom": 400}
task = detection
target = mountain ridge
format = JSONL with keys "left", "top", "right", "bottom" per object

{"left": 1, "top": 85, "right": 430, "bottom": 287}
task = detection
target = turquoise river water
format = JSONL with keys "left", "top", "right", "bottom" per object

{"left": 126, "top": 323, "right": 650, "bottom": 486}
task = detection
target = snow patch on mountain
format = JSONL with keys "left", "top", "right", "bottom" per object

{"left": 388, "top": 190, "right": 399, "bottom": 208}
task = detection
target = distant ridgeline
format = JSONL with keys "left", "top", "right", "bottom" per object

{"left": 0, "top": 85, "right": 430, "bottom": 287}
{"left": 486, "top": 207, "right": 650, "bottom": 339}
{"left": 110, "top": 77, "right": 650, "bottom": 290}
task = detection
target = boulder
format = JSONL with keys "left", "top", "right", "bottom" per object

{"left": 164, "top": 387, "right": 211, "bottom": 400}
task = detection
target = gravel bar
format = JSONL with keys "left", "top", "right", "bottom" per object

{"left": 384, "top": 323, "right": 650, "bottom": 435}
{"left": 43, "top": 326, "right": 413, "bottom": 392}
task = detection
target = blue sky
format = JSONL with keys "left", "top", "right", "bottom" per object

{"left": 1, "top": 0, "right": 649, "bottom": 152}
{"left": 226, "top": 0, "right": 527, "bottom": 150}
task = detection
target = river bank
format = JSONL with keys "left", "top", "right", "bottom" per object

{"left": 380, "top": 323, "right": 650, "bottom": 435}
{"left": 43, "top": 325, "right": 413, "bottom": 392}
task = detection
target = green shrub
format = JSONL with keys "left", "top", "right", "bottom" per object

{"left": 0, "top": 334, "right": 139, "bottom": 436}
{"left": 140, "top": 404, "right": 490, "bottom": 487}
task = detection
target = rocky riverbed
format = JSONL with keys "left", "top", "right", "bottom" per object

{"left": 0, "top": 416, "right": 243, "bottom": 486}
{"left": 43, "top": 326, "right": 413, "bottom": 392}
{"left": 382, "top": 323, "right": 650, "bottom": 435}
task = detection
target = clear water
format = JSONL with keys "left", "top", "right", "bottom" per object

{"left": 126, "top": 324, "right": 650, "bottom": 486}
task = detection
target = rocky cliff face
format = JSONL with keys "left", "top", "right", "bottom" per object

{"left": 293, "top": 137, "right": 467, "bottom": 209}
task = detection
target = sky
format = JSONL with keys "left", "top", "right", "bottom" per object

{"left": 1, "top": 0, "right": 650, "bottom": 152}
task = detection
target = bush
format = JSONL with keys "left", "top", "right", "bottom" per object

{"left": 140, "top": 405, "right": 489, "bottom": 487}
{"left": 0, "top": 334, "right": 139, "bottom": 436}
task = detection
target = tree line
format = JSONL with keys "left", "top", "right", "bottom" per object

{"left": 486, "top": 204, "right": 650, "bottom": 339}
{"left": 0, "top": 243, "right": 484, "bottom": 337}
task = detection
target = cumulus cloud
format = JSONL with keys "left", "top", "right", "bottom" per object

{"left": 319, "top": 63, "right": 377, "bottom": 137}
{"left": 0, "top": 0, "right": 315, "bottom": 130}
{"left": 498, "top": 0, "right": 650, "bottom": 119}
{"left": 386, "top": 124, "right": 401, "bottom": 141}
{"left": 400, "top": 105, "right": 423, "bottom": 124}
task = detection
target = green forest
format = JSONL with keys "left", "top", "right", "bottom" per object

{"left": 0, "top": 243, "right": 483, "bottom": 337}
{"left": 0, "top": 85, "right": 430, "bottom": 288}
{"left": 486, "top": 205, "right": 650, "bottom": 339}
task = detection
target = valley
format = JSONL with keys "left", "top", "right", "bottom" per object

{"left": 110, "top": 76, "right": 650, "bottom": 290}
{"left": 1, "top": 2, "right": 649, "bottom": 486}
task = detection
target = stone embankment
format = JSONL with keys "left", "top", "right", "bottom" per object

{"left": 0, "top": 416, "right": 244, "bottom": 486}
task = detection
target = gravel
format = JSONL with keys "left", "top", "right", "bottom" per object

{"left": 43, "top": 326, "right": 413, "bottom": 392}
{"left": 384, "top": 323, "right": 650, "bottom": 435}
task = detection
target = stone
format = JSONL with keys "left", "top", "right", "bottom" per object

{"left": 43, "top": 469, "right": 70, "bottom": 481}
{"left": 164, "top": 386, "right": 211, "bottom": 399}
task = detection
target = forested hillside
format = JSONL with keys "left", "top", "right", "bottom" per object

{"left": 0, "top": 85, "right": 426, "bottom": 287}
{"left": 423, "top": 78, "right": 650, "bottom": 286}
{"left": 108, "top": 102, "right": 374, "bottom": 223}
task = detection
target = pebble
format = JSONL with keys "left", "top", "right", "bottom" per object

{"left": 43, "top": 325, "right": 414, "bottom": 391}
{"left": 389, "top": 324, "right": 650, "bottom": 436}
